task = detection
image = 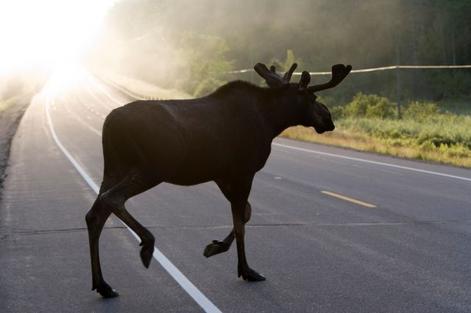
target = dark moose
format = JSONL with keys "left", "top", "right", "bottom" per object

{"left": 85, "top": 62, "right": 352, "bottom": 298}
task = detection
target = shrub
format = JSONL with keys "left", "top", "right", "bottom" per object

{"left": 329, "top": 105, "right": 345, "bottom": 119}
{"left": 344, "top": 93, "right": 395, "bottom": 119}
{"left": 403, "top": 101, "right": 440, "bottom": 120}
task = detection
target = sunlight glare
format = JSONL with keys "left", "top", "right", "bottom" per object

{"left": 0, "top": 0, "right": 115, "bottom": 74}
{"left": 42, "top": 63, "right": 89, "bottom": 98}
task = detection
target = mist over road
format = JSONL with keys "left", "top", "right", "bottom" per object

{"left": 1, "top": 71, "right": 471, "bottom": 313}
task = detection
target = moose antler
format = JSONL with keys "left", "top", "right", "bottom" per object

{"left": 299, "top": 71, "right": 311, "bottom": 89}
{"left": 283, "top": 63, "right": 297, "bottom": 81}
{"left": 308, "top": 64, "right": 352, "bottom": 93}
{"left": 255, "top": 62, "right": 351, "bottom": 91}
{"left": 254, "top": 63, "right": 298, "bottom": 87}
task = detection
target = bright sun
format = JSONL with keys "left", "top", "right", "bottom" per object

{"left": 0, "top": 0, "right": 115, "bottom": 74}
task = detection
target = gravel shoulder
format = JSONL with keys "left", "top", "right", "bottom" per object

{"left": 0, "top": 95, "right": 32, "bottom": 192}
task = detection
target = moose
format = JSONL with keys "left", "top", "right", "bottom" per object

{"left": 85, "top": 62, "right": 352, "bottom": 298}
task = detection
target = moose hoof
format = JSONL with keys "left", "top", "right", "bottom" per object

{"left": 238, "top": 267, "right": 266, "bottom": 282}
{"left": 203, "top": 240, "right": 230, "bottom": 258}
{"left": 95, "top": 282, "right": 119, "bottom": 298}
{"left": 140, "top": 242, "right": 154, "bottom": 268}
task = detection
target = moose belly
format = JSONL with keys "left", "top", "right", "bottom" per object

{"left": 162, "top": 146, "right": 269, "bottom": 186}
{"left": 162, "top": 155, "right": 228, "bottom": 186}
{"left": 164, "top": 173, "right": 216, "bottom": 186}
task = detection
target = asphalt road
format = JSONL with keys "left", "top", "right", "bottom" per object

{"left": 1, "top": 70, "right": 471, "bottom": 313}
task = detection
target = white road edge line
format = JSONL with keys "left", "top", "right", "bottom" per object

{"left": 45, "top": 97, "right": 222, "bottom": 313}
{"left": 273, "top": 142, "right": 471, "bottom": 183}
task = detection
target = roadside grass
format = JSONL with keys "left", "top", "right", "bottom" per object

{"left": 0, "top": 97, "right": 16, "bottom": 112}
{"left": 0, "top": 92, "right": 33, "bottom": 118}
{"left": 283, "top": 114, "right": 471, "bottom": 168}
{"left": 282, "top": 94, "right": 471, "bottom": 168}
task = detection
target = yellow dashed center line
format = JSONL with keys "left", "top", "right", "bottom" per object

{"left": 321, "top": 191, "right": 377, "bottom": 208}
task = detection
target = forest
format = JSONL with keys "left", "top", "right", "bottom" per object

{"left": 89, "top": 0, "right": 471, "bottom": 100}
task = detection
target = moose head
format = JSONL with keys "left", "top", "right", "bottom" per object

{"left": 254, "top": 62, "right": 352, "bottom": 134}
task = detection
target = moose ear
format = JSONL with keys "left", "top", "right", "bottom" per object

{"left": 299, "top": 71, "right": 311, "bottom": 89}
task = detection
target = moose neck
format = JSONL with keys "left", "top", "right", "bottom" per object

{"left": 210, "top": 81, "right": 307, "bottom": 139}
{"left": 258, "top": 89, "right": 307, "bottom": 138}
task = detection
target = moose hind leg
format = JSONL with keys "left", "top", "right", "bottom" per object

{"left": 204, "top": 202, "right": 252, "bottom": 258}
{"left": 112, "top": 206, "right": 155, "bottom": 268}
{"left": 86, "top": 171, "right": 158, "bottom": 298}
{"left": 101, "top": 171, "right": 159, "bottom": 268}
{"left": 85, "top": 198, "right": 118, "bottom": 298}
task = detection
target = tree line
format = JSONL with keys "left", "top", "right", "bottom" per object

{"left": 88, "top": 0, "right": 471, "bottom": 101}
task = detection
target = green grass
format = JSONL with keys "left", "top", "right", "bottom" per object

{"left": 0, "top": 97, "right": 14, "bottom": 112}
{"left": 0, "top": 95, "right": 26, "bottom": 113}
{"left": 283, "top": 94, "right": 471, "bottom": 168}
{"left": 283, "top": 114, "right": 471, "bottom": 168}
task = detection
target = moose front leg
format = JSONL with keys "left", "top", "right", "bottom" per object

{"left": 203, "top": 230, "right": 234, "bottom": 258}
{"left": 203, "top": 202, "right": 251, "bottom": 258}
{"left": 231, "top": 200, "right": 265, "bottom": 281}
{"left": 206, "top": 175, "right": 264, "bottom": 280}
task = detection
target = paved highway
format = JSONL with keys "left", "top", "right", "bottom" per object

{"left": 1, "top": 69, "right": 471, "bottom": 313}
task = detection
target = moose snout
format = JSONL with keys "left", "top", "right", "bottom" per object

{"left": 320, "top": 119, "right": 335, "bottom": 132}
{"left": 327, "top": 122, "right": 335, "bottom": 131}
{"left": 314, "top": 120, "right": 335, "bottom": 134}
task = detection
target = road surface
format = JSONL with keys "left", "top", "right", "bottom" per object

{"left": 1, "top": 69, "right": 471, "bottom": 313}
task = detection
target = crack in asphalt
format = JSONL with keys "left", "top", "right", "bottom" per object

{"left": 1, "top": 218, "right": 471, "bottom": 239}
